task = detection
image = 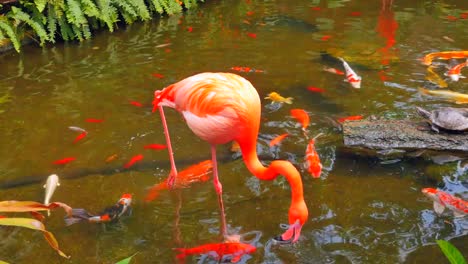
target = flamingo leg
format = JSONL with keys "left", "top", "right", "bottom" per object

{"left": 159, "top": 105, "right": 178, "bottom": 188}
{"left": 211, "top": 145, "right": 229, "bottom": 239}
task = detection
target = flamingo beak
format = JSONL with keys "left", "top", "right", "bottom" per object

{"left": 273, "top": 219, "right": 302, "bottom": 244}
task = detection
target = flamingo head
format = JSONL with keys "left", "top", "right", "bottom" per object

{"left": 273, "top": 200, "right": 308, "bottom": 244}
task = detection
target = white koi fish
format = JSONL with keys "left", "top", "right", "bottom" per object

{"left": 43, "top": 174, "right": 60, "bottom": 216}
{"left": 339, "top": 57, "right": 362, "bottom": 88}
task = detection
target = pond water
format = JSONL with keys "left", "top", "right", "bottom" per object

{"left": 0, "top": 0, "right": 467, "bottom": 263}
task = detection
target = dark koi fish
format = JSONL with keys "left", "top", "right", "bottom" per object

{"left": 64, "top": 193, "right": 132, "bottom": 226}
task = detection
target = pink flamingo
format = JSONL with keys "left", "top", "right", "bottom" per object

{"left": 153, "top": 72, "right": 308, "bottom": 243}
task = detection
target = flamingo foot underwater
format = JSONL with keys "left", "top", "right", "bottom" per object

{"left": 152, "top": 72, "right": 309, "bottom": 243}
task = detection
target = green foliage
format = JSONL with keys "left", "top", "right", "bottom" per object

{"left": 436, "top": 240, "right": 467, "bottom": 264}
{"left": 0, "top": 0, "right": 202, "bottom": 52}
{"left": 115, "top": 253, "right": 138, "bottom": 264}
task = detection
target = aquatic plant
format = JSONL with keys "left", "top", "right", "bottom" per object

{"left": 0, "top": 201, "right": 73, "bottom": 258}
{"left": 0, "top": 0, "right": 203, "bottom": 52}
{"left": 115, "top": 253, "right": 137, "bottom": 264}
{"left": 436, "top": 240, "right": 467, "bottom": 264}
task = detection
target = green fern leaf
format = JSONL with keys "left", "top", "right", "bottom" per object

{"left": 34, "top": 0, "right": 48, "bottom": 12}
{"left": 112, "top": 0, "right": 137, "bottom": 24}
{"left": 96, "top": 0, "right": 118, "bottom": 32}
{"left": 129, "top": 0, "right": 150, "bottom": 20}
{"left": 80, "top": 0, "right": 100, "bottom": 18}
{"left": 147, "top": 0, "right": 164, "bottom": 14}
{"left": 71, "top": 24, "right": 83, "bottom": 41}
{"left": 0, "top": 16, "right": 20, "bottom": 52}
{"left": 46, "top": 4, "right": 58, "bottom": 43}
{"left": 81, "top": 23, "right": 91, "bottom": 39}
{"left": 10, "top": 6, "right": 49, "bottom": 46}
{"left": 65, "top": 0, "right": 87, "bottom": 25}
{"left": 57, "top": 14, "right": 73, "bottom": 40}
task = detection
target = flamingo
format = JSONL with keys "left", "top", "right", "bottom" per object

{"left": 152, "top": 72, "right": 308, "bottom": 243}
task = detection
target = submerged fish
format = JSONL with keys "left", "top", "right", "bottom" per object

{"left": 338, "top": 115, "right": 363, "bottom": 123}
{"left": 68, "top": 126, "right": 87, "bottom": 133}
{"left": 53, "top": 157, "right": 76, "bottom": 165}
{"left": 323, "top": 67, "right": 345, "bottom": 75}
{"left": 143, "top": 144, "right": 167, "bottom": 150}
{"left": 175, "top": 242, "right": 256, "bottom": 263}
{"left": 426, "top": 66, "right": 448, "bottom": 88}
{"left": 269, "top": 133, "right": 289, "bottom": 147}
{"left": 64, "top": 193, "right": 132, "bottom": 226}
{"left": 339, "top": 57, "right": 362, "bottom": 88}
{"left": 446, "top": 59, "right": 468, "bottom": 81}
{"left": 305, "top": 135, "right": 322, "bottom": 178}
{"left": 123, "top": 154, "right": 144, "bottom": 169}
{"left": 145, "top": 160, "right": 213, "bottom": 201}
{"left": 422, "top": 50, "right": 468, "bottom": 65}
{"left": 264, "top": 92, "right": 293, "bottom": 104}
{"left": 43, "top": 174, "right": 60, "bottom": 216}
{"left": 419, "top": 87, "right": 468, "bottom": 104}
{"left": 422, "top": 188, "right": 468, "bottom": 217}
{"left": 290, "top": 109, "right": 310, "bottom": 130}
{"left": 73, "top": 132, "right": 87, "bottom": 144}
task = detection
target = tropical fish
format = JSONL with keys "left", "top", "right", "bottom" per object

{"left": 64, "top": 193, "right": 132, "bottom": 226}
{"left": 145, "top": 160, "right": 212, "bottom": 201}
{"left": 73, "top": 132, "right": 87, "bottom": 144}
{"left": 247, "top": 32, "right": 257, "bottom": 38}
{"left": 130, "top": 101, "right": 143, "bottom": 107}
{"left": 419, "top": 87, "right": 468, "bottom": 104}
{"left": 43, "top": 174, "right": 60, "bottom": 216}
{"left": 446, "top": 59, "right": 468, "bottom": 81}
{"left": 323, "top": 67, "right": 345, "bottom": 75}
{"left": 269, "top": 133, "right": 289, "bottom": 147}
{"left": 422, "top": 50, "right": 468, "bottom": 66}
{"left": 426, "top": 66, "right": 448, "bottom": 88}
{"left": 421, "top": 188, "right": 468, "bottom": 217}
{"left": 339, "top": 57, "right": 362, "bottom": 88}
{"left": 307, "top": 86, "right": 325, "bottom": 93}
{"left": 338, "top": 115, "right": 363, "bottom": 123}
{"left": 321, "top": 35, "right": 332, "bottom": 41}
{"left": 85, "top": 118, "right": 104, "bottom": 123}
{"left": 290, "top": 109, "right": 310, "bottom": 130}
{"left": 152, "top": 73, "right": 164, "bottom": 79}
{"left": 231, "top": 141, "right": 241, "bottom": 152}
{"left": 305, "top": 135, "right": 322, "bottom": 178}
{"left": 68, "top": 126, "right": 87, "bottom": 133}
{"left": 123, "top": 154, "right": 144, "bottom": 169}
{"left": 53, "top": 157, "right": 76, "bottom": 165}
{"left": 264, "top": 92, "right": 293, "bottom": 104}
{"left": 175, "top": 242, "right": 256, "bottom": 263}
{"left": 105, "top": 154, "right": 118, "bottom": 163}
{"left": 143, "top": 144, "right": 167, "bottom": 150}
{"left": 230, "top": 66, "right": 265, "bottom": 73}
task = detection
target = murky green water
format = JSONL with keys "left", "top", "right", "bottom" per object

{"left": 1, "top": 0, "right": 467, "bottom": 263}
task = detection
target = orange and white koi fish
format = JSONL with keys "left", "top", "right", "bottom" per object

{"left": 422, "top": 188, "right": 468, "bottom": 217}
{"left": 422, "top": 50, "right": 468, "bottom": 65}
{"left": 264, "top": 92, "right": 293, "bottom": 104}
{"left": 145, "top": 160, "right": 212, "bottom": 201}
{"left": 323, "top": 67, "right": 345, "bottom": 75}
{"left": 53, "top": 157, "right": 76, "bottom": 165}
{"left": 123, "top": 154, "right": 144, "bottom": 169}
{"left": 175, "top": 242, "right": 256, "bottom": 263}
{"left": 230, "top": 66, "right": 265, "bottom": 73}
{"left": 290, "top": 109, "right": 310, "bottom": 130}
{"left": 339, "top": 57, "right": 362, "bottom": 88}
{"left": 64, "top": 194, "right": 132, "bottom": 226}
{"left": 304, "top": 135, "right": 322, "bottom": 178}
{"left": 269, "top": 133, "right": 289, "bottom": 147}
{"left": 419, "top": 87, "right": 468, "bottom": 104}
{"left": 73, "top": 132, "right": 87, "bottom": 144}
{"left": 143, "top": 144, "right": 167, "bottom": 150}
{"left": 338, "top": 115, "right": 363, "bottom": 123}
{"left": 426, "top": 66, "right": 448, "bottom": 88}
{"left": 446, "top": 59, "right": 468, "bottom": 81}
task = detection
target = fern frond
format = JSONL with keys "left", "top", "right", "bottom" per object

{"left": 71, "top": 23, "right": 83, "bottom": 41}
{"left": 96, "top": 0, "right": 118, "bottom": 32}
{"left": 147, "top": 0, "right": 164, "bottom": 14}
{"left": 46, "top": 3, "right": 57, "bottom": 43}
{"left": 80, "top": 0, "right": 100, "bottom": 18}
{"left": 129, "top": 0, "right": 150, "bottom": 20}
{"left": 82, "top": 23, "right": 91, "bottom": 39}
{"left": 65, "top": 0, "right": 87, "bottom": 26}
{"left": 9, "top": 6, "right": 49, "bottom": 46}
{"left": 112, "top": 0, "right": 137, "bottom": 24}
{"left": 0, "top": 16, "right": 21, "bottom": 52}
{"left": 57, "top": 14, "right": 73, "bottom": 40}
{"left": 34, "top": 0, "right": 48, "bottom": 13}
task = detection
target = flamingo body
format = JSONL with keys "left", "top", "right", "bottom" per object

{"left": 153, "top": 72, "right": 308, "bottom": 243}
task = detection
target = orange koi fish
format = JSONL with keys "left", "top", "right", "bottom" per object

{"left": 247, "top": 32, "right": 257, "bottom": 38}
{"left": 105, "top": 154, "right": 118, "bottom": 163}
{"left": 64, "top": 193, "right": 132, "bottom": 226}
{"left": 339, "top": 57, "right": 362, "bottom": 88}
{"left": 230, "top": 66, "right": 265, "bottom": 73}
{"left": 123, "top": 154, "right": 144, "bottom": 169}
{"left": 321, "top": 35, "right": 332, "bottom": 41}
{"left": 85, "top": 118, "right": 104, "bottom": 123}
{"left": 269, "top": 133, "right": 289, "bottom": 147}
{"left": 305, "top": 136, "right": 322, "bottom": 178}
{"left": 323, "top": 67, "right": 345, "bottom": 75}
{"left": 307, "top": 86, "right": 325, "bottom": 93}
{"left": 290, "top": 109, "right": 310, "bottom": 130}
{"left": 422, "top": 50, "right": 468, "bottom": 65}
{"left": 422, "top": 188, "right": 468, "bottom": 217}
{"left": 130, "top": 101, "right": 143, "bottom": 107}
{"left": 426, "top": 66, "right": 448, "bottom": 88}
{"left": 187, "top": 26, "right": 193, "bottom": 32}
{"left": 152, "top": 73, "right": 164, "bottom": 79}
{"left": 338, "top": 115, "right": 363, "bottom": 123}
{"left": 446, "top": 59, "right": 468, "bottom": 81}
{"left": 53, "top": 157, "right": 76, "bottom": 165}
{"left": 145, "top": 160, "right": 212, "bottom": 201}
{"left": 175, "top": 242, "right": 256, "bottom": 263}
{"left": 231, "top": 141, "right": 241, "bottom": 152}
{"left": 264, "top": 92, "right": 293, "bottom": 104}
{"left": 73, "top": 132, "right": 87, "bottom": 144}
{"left": 144, "top": 144, "right": 167, "bottom": 150}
